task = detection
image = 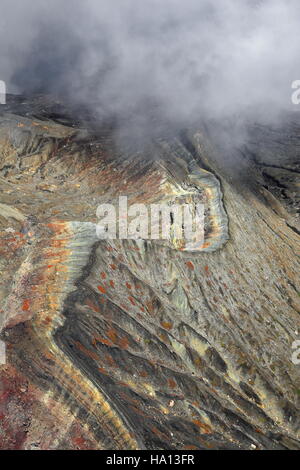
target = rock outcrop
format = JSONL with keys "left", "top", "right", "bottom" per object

{"left": 0, "top": 95, "right": 299, "bottom": 450}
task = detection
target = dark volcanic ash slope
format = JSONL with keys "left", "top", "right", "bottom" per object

{"left": 0, "top": 95, "right": 299, "bottom": 450}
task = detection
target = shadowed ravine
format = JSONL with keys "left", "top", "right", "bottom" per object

{"left": 0, "top": 95, "right": 299, "bottom": 450}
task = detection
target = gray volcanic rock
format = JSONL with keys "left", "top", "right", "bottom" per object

{"left": 0, "top": 95, "right": 299, "bottom": 450}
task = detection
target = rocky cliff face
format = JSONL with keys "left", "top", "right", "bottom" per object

{"left": 0, "top": 95, "right": 299, "bottom": 450}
